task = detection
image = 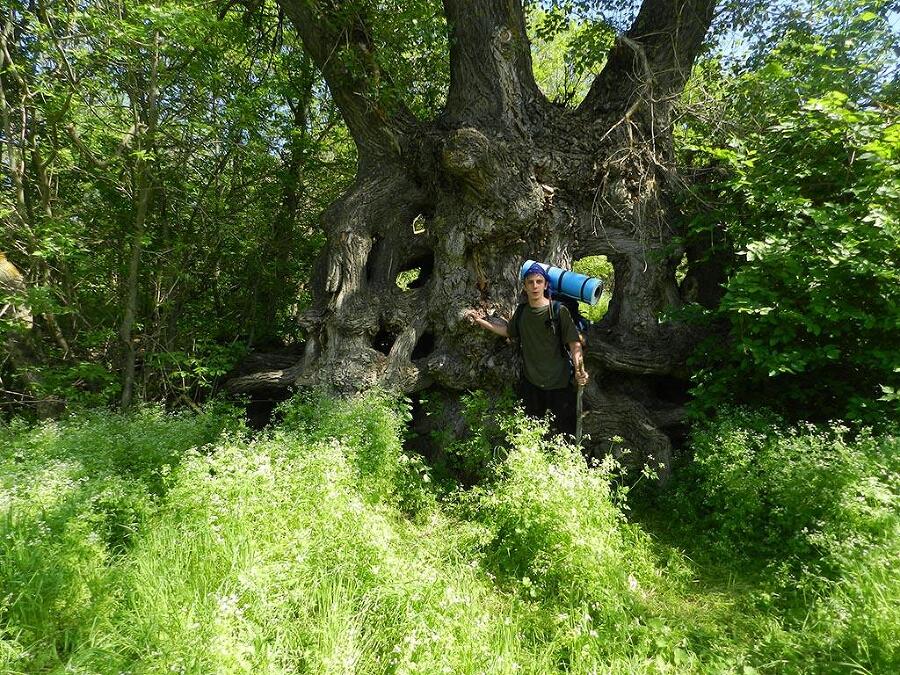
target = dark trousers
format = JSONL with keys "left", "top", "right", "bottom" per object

{"left": 519, "top": 378, "right": 576, "bottom": 437}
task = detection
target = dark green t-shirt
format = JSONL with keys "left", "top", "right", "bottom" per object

{"left": 508, "top": 302, "right": 579, "bottom": 390}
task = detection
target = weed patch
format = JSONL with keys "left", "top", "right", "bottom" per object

{"left": 1, "top": 395, "right": 897, "bottom": 673}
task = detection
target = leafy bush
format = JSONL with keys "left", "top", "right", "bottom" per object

{"left": 464, "top": 416, "right": 655, "bottom": 624}
{"left": 679, "top": 11, "right": 900, "bottom": 424}
{"left": 687, "top": 408, "right": 898, "bottom": 560}
{"left": 31, "top": 360, "right": 122, "bottom": 409}
{"left": 680, "top": 408, "right": 900, "bottom": 669}
{"left": 687, "top": 89, "right": 900, "bottom": 423}
{"left": 275, "top": 389, "right": 433, "bottom": 511}
{"left": 418, "top": 388, "right": 519, "bottom": 484}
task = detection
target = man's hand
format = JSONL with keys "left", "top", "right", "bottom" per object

{"left": 466, "top": 308, "right": 509, "bottom": 338}
{"left": 569, "top": 341, "right": 589, "bottom": 387}
{"left": 575, "top": 367, "right": 589, "bottom": 387}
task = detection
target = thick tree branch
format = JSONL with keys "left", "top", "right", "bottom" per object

{"left": 275, "top": 0, "right": 416, "bottom": 167}
{"left": 226, "top": 362, "right": 306, "bottom": 394}
{"left": 578, "top": 0, "right": 717, "bottom": 120}
{"left": 442, "top": 0, "right": 543, "bottom": 131}
{"left": 586, "top": 338, "right": 680, "bottom": 375}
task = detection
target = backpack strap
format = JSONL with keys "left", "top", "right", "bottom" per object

{"left": 552, "top": 300, "right": 570, "bottom": 357}
{"left": 512, "top": 302, "right": 525, "bottom": 337}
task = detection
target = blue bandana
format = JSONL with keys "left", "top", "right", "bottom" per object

{"left": 523, "top": 262, "right": 551, "bottom": 297}
{"left": 523, "top": 262, "right": 550, "bottom": 284}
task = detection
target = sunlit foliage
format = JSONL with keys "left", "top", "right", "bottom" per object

{"left": 2, "top": 394, "right": 896, "bottom": 672}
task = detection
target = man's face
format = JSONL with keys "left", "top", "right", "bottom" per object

{"left": 524, "top": 273, "right": 547, "bottom": 301}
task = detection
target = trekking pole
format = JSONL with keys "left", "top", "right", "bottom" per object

{"left": 575, "top": 382, "right": 584, "bottom": 446}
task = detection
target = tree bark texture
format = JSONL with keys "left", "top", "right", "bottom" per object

{"left": 0, "top": 252, "right": 60, "bottom": 417}
{"left": 232, "top": 0, "right": 720, "bottom": 475}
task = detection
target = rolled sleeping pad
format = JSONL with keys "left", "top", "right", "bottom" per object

{"left": 519, "top": 260, "right": 604, "bottom": 306}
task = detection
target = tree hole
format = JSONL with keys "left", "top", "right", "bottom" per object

{"left": 365, "top": 235, "right": 384, "bottom": 283}
{"left": 675, "top": 253, "right": 689, "bottom": 284}
{"left": 571, "top": 255, "right": 615, "bottom": 322}
{"left": 411, "top": 330, "right": 435, "bottom": 360}
{"left": 396, "top": 267, "right": 421, "bottom": 290}
{"left": 396, "top": 253, "right": 434, "bottom": 291}
{"left": 372, "top": 328, "right": 397, "bottom": 355}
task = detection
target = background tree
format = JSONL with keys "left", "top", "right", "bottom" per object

{"left": 0, "top": 0, "right": 353, "bottom": 412}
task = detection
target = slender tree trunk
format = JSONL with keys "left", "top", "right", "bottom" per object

{"left": 120, "top": 29, "right": 159, "bottom": 409}
{"left": 257, "top": 73, "right": 314, "bottom": 341}
{"left": 120, "top": 199, "right": 145, "bottom": 409}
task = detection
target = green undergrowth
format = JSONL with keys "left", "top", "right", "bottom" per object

{"left": 661, "top": 408, "right": 899, "bottom": 671}
{"left": 1, "top": 393, "right": 897, "bottom": 673}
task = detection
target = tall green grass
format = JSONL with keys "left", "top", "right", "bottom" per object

{"left": 0, "top": 404, "right": 245, "bottom": 671}
{"left": 672, "top": 409, "right": 900, "bottom": 670}
{"left": 1, "top": 394, "right": 897, "bottom": 673}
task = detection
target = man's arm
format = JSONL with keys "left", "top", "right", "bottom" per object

{"left": 466, "top": 310, "right": 509, "bottom": 338}
{"left": 568, "top": 340, "right": 589, "bottom": 386}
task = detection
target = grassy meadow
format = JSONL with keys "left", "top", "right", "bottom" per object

{"left": 1, "top": 393, "right": 897, "bottom": 674}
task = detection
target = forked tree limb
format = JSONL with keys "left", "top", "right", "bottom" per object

{"left": 441, "top": 0, "right": 545, "bottom": 131}
{"left": 276, "top": 0, "right": 417, "bottom": 167}
{"left": 578, "top": 0, "right": 717, "bottom": 120}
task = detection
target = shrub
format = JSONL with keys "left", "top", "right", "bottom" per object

{"left": 275, "top": 389, "right": 433, "bottom": 512}
{"left": 461, "top": 410, "right": 664, "bottom": 661}
{"left": 419, "top": 388, "right": 519, "bottom": 484}
{"left": 685, "top": 66, "right": 900, "bottom": 424}
{"left": 682, "top": 408, "right": 900, "bottom": 670}
{"left": 687, "top": 409, "right": 898, "bottom": 562}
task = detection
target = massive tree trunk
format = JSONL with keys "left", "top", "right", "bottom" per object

{"left": 230, "top": 0, "right": 719, "bottom": 475}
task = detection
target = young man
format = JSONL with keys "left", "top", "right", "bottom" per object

{"left": 467, "top": 262, "right": 588, "bottom": 435}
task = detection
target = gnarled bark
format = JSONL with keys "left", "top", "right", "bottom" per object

{"left": 0, "top": 252, "right": 61, "bottom": 417}
{"left": 231, "top": 0, "right": 720, "bottom": 474}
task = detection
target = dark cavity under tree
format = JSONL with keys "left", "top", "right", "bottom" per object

{"left": 230, "top": 0, "right": 721, "bottom": 473}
